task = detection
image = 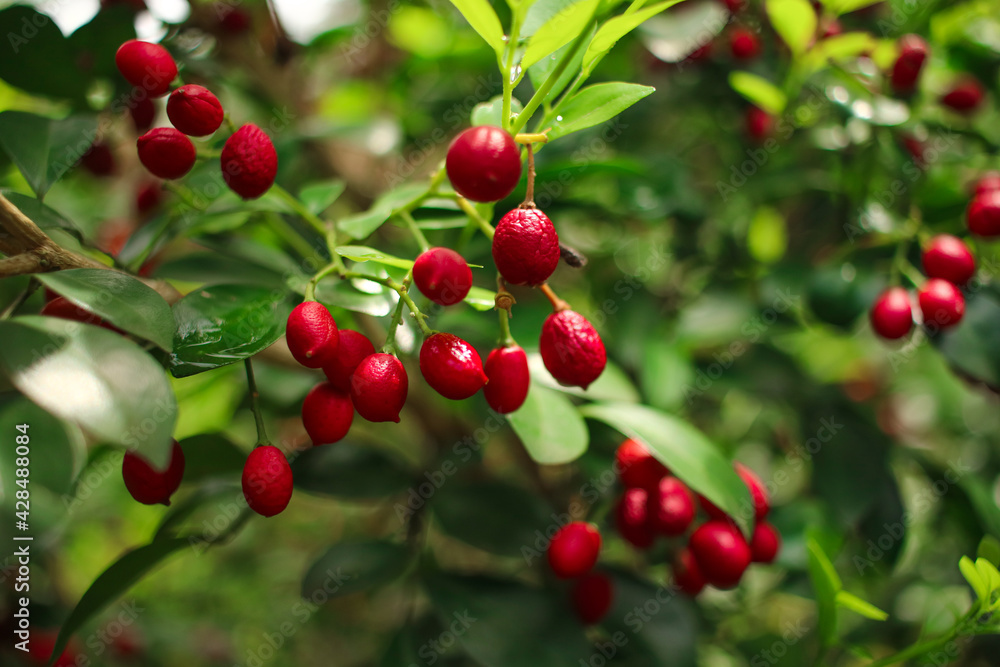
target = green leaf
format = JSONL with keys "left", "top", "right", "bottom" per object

{"left": 155, "top": 253, "right": 287, "bottom": 289}
{"left": 960, "top": 555, "right": 988, "bottom": 603}
{"left": 0, "top": 6, "right": 90, "bottom": 103}
{"left": 747, "top": 206, "right": 787, "bottom": 264}
{"left": 471, "top": 95, "right": 524, "bottom": 127}
{"left": 300, "top": 180, "right": 346, "bottom": 215}
{"left": 170, "top": 285, "right": 288, "bottom": 378}
{"left": 48, "top": 538, "right": 191, "bottom": 664}
{"left": 931, "top": 287, "right": 1000, "bottom": 389}
{"left": 807, "top": 535, "right": 842, "bottom": 649}
{"left": 0, "top": 399, "right": 84, "bottom": 499}
{"left": 177, "top": 434, "right": 246, "bottom": 482}
{"left": 0, "top": 190, "right": 82, "bottom": 238}
{"left": 729, "top": 72, "right": 787, "bottom": 115}
{"left": 0, "top": 111, "right": 98, "bottom": 199}
{"left": 37, "top": 269, "right": 175, "bottom": 351}
{"left": 803, "top": 32, "right": 876, "bottom": 71}
{"left": 301, "top": 540, "right": 412, "bottom": 601}
{"left": 821, "top": 0, "right": 884, "bottom": 15}
{"left": 292, "top": 443, "right": 413, "bottom": 500}
{"left": 975, "top": 557, "right": 1000, "bottom": 603}
{"left": 766, "top": 0, "right": 817, "bottom": 57}
{"left": 549, "top": 82, "right": 655, "bottom": 140}
{"left": 339, "top": 206, "right": 392, "bottom": 240}
{"left": 978, "top": 536, "right": 1000, "bottom": 569}
{"left": 0, "top": 317, "right": 177, "bottom": 469}
{"left": 582, "top": 0, "right": 683, "bottom": 73}
{"left": 529, "top": 355, "right": 640, "bottom": 402}
{"left": 447, "top": 0, "right": 506, "bottom": 53}
{"left": 581, "top": 402, "right": 752, "bottom": 532}
{"left": 463, "top": 286, "right": 496, "bottom": 311}
{"left": 335, "top": 245, "right": 415, "bottom": 269}
{"left": 835, "top": 590, "right": 888, "bottom": 621}
{"left": 528, "top": 25, "right": 596, "bottom": 102}
{"left": 153, "top": 481, "right": 240, "bottom": 540}
{"left": 66, "top": 5, "right": 136, "bottom": 81}
{"left": 522, "top": 0, "right": 600, "bottom": 70}
{"left": 508, "top": 383, "right": 589, "bottom": 464}
{"left": 315, "top": 280, "right": 394, "bottom": 317}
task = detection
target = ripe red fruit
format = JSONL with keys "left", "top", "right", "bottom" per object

{"left": 167, "top": 84, "right": 225, "bottom": 136}
{"left": 672, "top": 548, "right": 706, "bottom": 596}
{"left": 973, "top": 172, "right": 1000, "bottom": 196}
{"left": 137, "top": 127, "right": 196, "bottom": 179}
{"left": 286, "top": 301, "right": 339, "bottom": 368}
{"left": 918, "top": 278, "right": 965, "bottom": 330}
{"left": 615, "top": 438, "right": 668, "bottom": 490}
{"left": 967, "top": 190, "right": 1000, "bottom": 237}
{"left": 869, "top": 287, "right": 913, "bottom": 340}
{"left": 80, "top": 141, "right": 115, "bottom": 176}
{"left": 539, "top": 309, "right": 607, "bottom": 389}
{"left": 323, "top": 330, "right": 376, "bottom": 391}
{"left": 941, "top": 79, "right": 984, "bottom": 113}
{"left": 302, "top": 382, "right": 354, "bottom": 445}
{"left": 492, "top": 207, "right": 560, "bottom": 286}
{"left": 445, "top": 126, "right": 522, "bottom": 202}
{"left": 745, "top": 106, "right": 773, "bottom": 142}
{"left": 114, "top": 40, "right": 177, "bottom": 97}
{"left": 413, "top": 247, "right": 473, "bottom": 305}
{"left": 128, "top": 95, "right": 156, "bottom": 133}
{"left": 350, "top": 353, "right": 408, "bottom": 422}
{"left": 649, "top": 476, "right": 696, "bottom": 536}
{"left": 571, "top": 572, "right": 614, "bottom": 625}
{"left": 750, "top": 522, "right": 781, "bottom": 563}
{"left": 136, "top": 181, "right": 163, "bottom": 216}
{"left": 483, "top": 344, "right": 530, "bottom": 413}
{"left": 41, "top": 296, "right": 122, "bottom": 333}
{"left": 548, "top": 522, "right": 602, "bottom": 578}
{"left": 221, "top": 124, "right": 278, "bottom": 199}
{"left": 689, "top": 520, "right": 752, "bottom": 589}
{"left": 122, "top": 440, "right": 185, "bottom": 506}
{"left": 219, "top": 7, "right": 252, "bottom": 33}
{"left": 616, "top": 487, "right": 656, "bottom": 549}
{"left": 729, "top": 27, "right": 760, "bottom": 60}
{"left": 890, "top": 34, "right": 928, "bottom": 94}
{"left": 242, "top": 445, "right": 293, "bottom": 517}
{"left": 26, "top": 632, "right": 82, "bottom": 667}
{"left": 719, "top": 0, "right": 745, "bottom": 13}
{"left": 922, "top": 235, "right": 975, "bottom": 285}
{"left": 419, "top": 332, "right": 488, "bottom": 400}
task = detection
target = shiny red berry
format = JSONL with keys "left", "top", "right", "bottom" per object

{"left": 122, "top": 440, "right": 185, "bottom": 506}
{"left": 80, "top": 141, "right": 115, "bottom": 177}
{"left": 302, "top": 382, "right": 354, "bottom": 446}
{"left": 941, "top": 79, "right": 984, "bottom": 113}
{"left": 242, "top": 445, "right": 293, "bottom": 517}
{"left": 128, "top": 94, "right": 156, "bottom": 133}
{"left": 286, "top": 301, "right": 339, "bottom": 369}
{"left": 729, "top": 27, "right": 760, "bottom": 60}
{"left": 548, "top": 522, "right": 601, "bottom": 578}
{"left": 918, "top": 278, "right": 965, "bottom": 330}
{"left": 615, "top": 487, "right": 656, "bottom": 549}
{"left": 221, "top": 124, "right": 278, "bottom": 199}
{"left": 419, "top": 333, "right": 488, "bottom": 400}
{"left": 167, "top": 84, "right": 225, "bottom": 136}
{"left": 750, "top": 522, "right": 781, "bottom": 563}
{"left": 649, "top": 476, "right": 696, "bottom": 536}
{"left": 673, "top": 547, "right": 706, "bottom": 596}
{"left": 869, "top": 287, "right": 913, "bottom": 340}
{"left": 137, "top": 127, "right": 196, "bottom": 179}
{"left": 323, "top": 330, "right": 376, "bottom": 392}
{"left": 539, "top": 310, "right": 607, "bottom": 389}
{"left": 446, "top": 126, "right": 522, "bottom": 202}
{"left": 967, "top": 190, "right": 1000, "bottom": 237}
{"left": 492, "top": 207, "right": 560, "bottom": 286}
{"left": 413, "top": 247, "right": 473, "bottom": 306}
{"left": 571, "top": 572, "right": 614, "bottom": 625}
{"left": 615, "top": 438, "right": 668, "bottom": 490}
{"left": 973, "top": 172, "right": 1000, "bottom": 196}
{"left": 350, "top": 353, "right": 408, "bottom": 422}
{"left": 483, "top": 344, "right": 530, "bottom": 413}
{"left": 689, "top": 520, "right": 752, "bottom": 589}
{"left": 745, "top": 106, "right": 773, "bottom": 142}
{"left": 890, "top": 34, "right": 928, "bottom": 94}
{"left": 922, "top": 235, "right": 975, "bottom": 285}
{"left": 114, "top": 40, "right": 177, "bottom": 97}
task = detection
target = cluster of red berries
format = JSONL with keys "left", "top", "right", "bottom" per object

{"left": 113, "top": 39, "right": 277, "bottom": 199}
{"left": 889, "top": 34, "right": 984, "bottom": 113}
{"left": 547, "top": 522, "right": 614, "bottom": 625}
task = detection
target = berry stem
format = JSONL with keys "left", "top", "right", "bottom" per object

{"left": 304, "top": 260, "right": 342, "bottom": 301}
{"left": 514, "top": 133, "right": 549, "bottom": 145}
{"left": 244, "top": 358, "right": 271, "bottom": 447}
{"left": 497, "top": 307, "right": 515, "bottom": 347}
{"left": 455, "top": 197, "right": 495, "bottom": 239}
{"left": 539, "top": 283, "right": 570, "bottom": 311}
{"left": 399, "top": 209, "right": 431, "bottom": 252}
{"left": 223, "top": 113, "right": 238, "bottom": 133}
{"left": 382, "top": 294, "right": 408, "bottom": 354}
{"left": 500, "top": 11, "right": 523, "bottom": 133}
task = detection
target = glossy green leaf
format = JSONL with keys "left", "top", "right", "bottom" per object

{"left": 766, "top": 0, "right": 817, "bottom": 56}
{"left": 292, "top": 443, "right": 413, "bottom": 499}
{"left": 471, "top": 95, "right": 524, "bottom": 127}
{"left": 836, "top": 590, "right": 888, "bottom": 621}
{"left": 0, "top": 190, "right": 82, "bottom": 238}
{"left": 529, "top": 355, "right": 641, "bottom": 402}
{"left": 315, "top": 280, "right": 394, "bottom": 317}
{"left": 170, "top": 285, "right": 288, "bottom": 378}
{"left": 0, "top": 399, "right": 84, "bottom": 500}
{"left": 960, "top": 555, "right": 988, "bottom": 603}
{"left": 807, "top": 535, "right": 842, "bottom": 649}
{"left": 155, "top": 253, "right": 288, "bottom": 289}
{"left": 0, "top": 6, "right": 89, "bottom": 103}
{"left": 300, "top": 180, "right": 346, "bottom": 215}
{"left": 582, "top": 0, "right": 683, "bottom": 73}
{"left": 335, "top": 245, "right": 415, "bottom": 269}
{"left": 301, "top": 540, "right": 412, "bottom": 601}
{"left": 0, "top": 111, "right": 98, "bottom": 199}
{"left": 447, "top": 0, "right": 506, "bottom": 52}
{"left": 508, "top": 383, "right": 589, "bottom": 465}
{"left": 729, "top": 72, "right": 787, "bottom": 115}
{"left": 975, "top": 557, "right": 1000, "bottom": 602}
{"left": 522, "top": 0, "right": 579, "bottom": 39}
{"left": 528, "top": 25, "right": 595, "bottom": 102}
{"left": 549, "top": 82, "right": 655, "bottom": 140}
{"left": 522, "top": 0, "right": 600, "bottom": 70}
{"left": 463, "top": 286, "right": 496, "bottom": 311}
{"left": 339, "top": 205, "right": 392, "bottom": 240}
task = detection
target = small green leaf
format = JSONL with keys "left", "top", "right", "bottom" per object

{"left": 339, "top": 205, "right": 392, "bottom": 240}
{"left": 747, "top": 206, "right": 787, "bottom": 264}
{"left": 528, "top": 25, "right": 596, "bottom": 101}
{"left": 960, "top": 555, "right": 988, "bottom": 602}
{"left": 975, "top": 557, "right": 1000, "bottom": 602}
{"left": 471, "top": 95, "right": 524, "bottom": 127}
{"left": 729, "top": 72, "right": 787, "bottom": 115}
{"left": 301, "top": 540, "right": 412, "bottom": 601}
{"left": 978, "top": 536, "right": 1000, "bottom": 568}
{"left": 300, "top": 180, "right": 346, "bottom": 215}
{"left": 463, "top": 286, "right": 496, "bottom": 311}
{"left": 766, "top": 0, "right": 817, "bottom": 56}
{"left": 522, "top": 0, "right": 600, "bottom": 70}
{"left": 807, "top": 535, "right": 842, "bottom": 649}
{"left": 0, "top": 111, "right": 98, "bottom": 199}
{"left": 335, "top": 245, "right": 415, "bottom": 269}
{"left": 508, "top": 384, "right": 589, "bottom": 465}
{"left": 447, "top": 0, "right": 506, "bottom": 53}
{"left": 582, "top": 0, "right": 683, "bottom": 73}
{"left": 292, "top": 443, "right": 413, "bottom": 499}
{"left": 835, "top": 590, "right": 888, "bottom": 621}
{"left": 803, "top": 32, "right": 876, "bottom": 71}
{"left": 549, "top": 82, "right": 655, "bottom": 140}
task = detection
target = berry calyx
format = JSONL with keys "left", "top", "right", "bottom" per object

{"left": 419, "top": 333, "right": 488, "bottom": 400}
{"left": 688, "top": 520, "right": 752, "bottom": 589}
{"left": 492, "top": 207, "right": 560, "bottom": 286}
{"left": 137, "top": 127, "right": 196, "bottom": 180}
{"left": 571, "top": 572, "right": 614, "bottom": 625}
{"left": 548, "top": 522, "right": 602, "bottom": 578}
{"left": 869, "top": 287, "right": 913, "bottom": 340}
{"left": 967, "top": 190, "right": 1000, "bottom": 237}
{"left": 539, "top": 309, "right": 607, "bottom": 389}
{"left": 672, "top": 548, "right": 706, "bottom": 596}
{"left": 941, "top": 79, "right": 984, "bottom": 113}
{"left": 302, "top": 382, "right": 354, "bottom": 446}
{"left": 413, "top": 247, "right": 473, "bottom": 306}
{"left": 615, "top": 438, "right": 668, "bottom": 491}
{"left": 890, "top": 34, "right": 928, "bottom": 94}
{"left": 918, "top": 278, "right": 965, "bottom": 330}
{"left": 323, "top": 330, "right": 376, "bottom": 392}
{"left": 221, "top": 124, "right": 278, "bottom": 200}
{"left": 445, "top": 126, "right": 522, "bottom": 202}
{"left": 648, "top": 476, "right": 696, "bottom": 536}
{"left": 122, "top": 440, "right": 185, "bottom": 506}
{"left": 242, "top": 445, "right": 294, "bottom": 517}
{"left": 615, "top": 487, "right": 655, "bottom": 549}
{"left": 729, "top": 27, "right": 760, "bottom": 60}
{"left": 750, "top": 522, "right": 781, "bottom": 564}
{"left": 286, "top": 301, "right": 339, "bottom": 369}
{"left": 922, "top": 235, "right": 975, "bottom": 286}
{"left": 115, "top": 40, "right": 177, "bottom": 97}
{"left": 745, "top": 106, "right": 773, "bottom": 142}
{"left": 483, "top": 344, "right": 530, "bottom": 413}
{"left": 167, "top": 84, "right": 225, "bottom": 136}
{"left": 350, "top": 353, "right": 408, "bottom": 422}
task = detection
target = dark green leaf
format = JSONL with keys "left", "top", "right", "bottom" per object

{"left": 291, "top": 443, "right": 413, "bottom": 500}
{"left": 301, "top": 540, "right": 411, "bottom": 601}
{"left": 932, "top": 287, "right": 1000, "bottom": 388}
{"left": 508, "top": 383, "right": 589, "bottom": 464}
{"left": 0, "top": 398, "right": 84, "bottom": 498}
{"left": 548, "top": 82, "right": 655, "bottom": 141}
{"left": 522, "top": 0, "right": 600, "bottom": 70}
{"left": 154, "top": 253, "right": 288, "bottom": 289}
{"left": 178, "top": 434, "right": 246, "bottom": 482}
{"left": 0, "top": 111, "right": 98, "bottom": 199}
{"left": 300, "top": 180, "right": 346, "bottom": 215}
{"left": 66, "top": 6, "right": 136, "bottom": 80}
{"left": 0, "top": 6, "right": 89, "bottom": 102}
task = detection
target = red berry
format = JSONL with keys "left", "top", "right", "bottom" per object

{"left": 941, "top": 79, "right": 984, "bottom": 113}
{"left": 80, "top": 141, "right": 116, "bottom": 176}
{"left": 242, "top": 445, "right": 293, "bottom": 517}
{"left": 672, "top": 547, "right": 706, "bottom": 596}
{"left": 128, "top": 94, "right": 156, "bottom": 133}
{"left": 648, "top": 476, "right": 696, "bottom": 536}
{"left": 548, "top": 522, "right": 601, "bottom": 578}
{"left": 483, "top": 344, "right": 530, "bottom": 413}
{"left": 445, "top": 126, "right": 522, "bottom": 202}
{"left": 869, "top": 287, "right": 913, "bottom": 340}
{"left": 302, "top": 382, "right": 354, "bottom": 446}
{"left": 729, "top": 27, "right": 760, "bottom": 60}
{"left": 967, "top": 190, "right": 1000, "bottom": 237}
{"left": 286, "top": 301, "right": 339, "bottom": 369}
{"left": 218, "top": 7, "right": 252, "bottom": 34}
{"left": 922, "top": 235, "right": 975, "bottom": 285}
{"left": 615, "top": 487, "right": 656, "bottom": 549}
{"left": 221, "top": 124, "right": 278, "bottom": 199}
{"left": 492, "top": 207, "right": 560, "bottom": 286}
{"left": 322, "top": 330, "right": 376, "bottom": 391}
{"left": 167, "top": 84, "right": 225, "bottom": 136}
{"left": 419, "top": 332, "right": 488, "bottom": 400}
{"left": 122, "top": 440, "right": 185, "bottom": 506}
{"left": 26, "top": 632, "right": 82, "bottom": 667}
{"left": 539, "top": 310, "right": 607, "bottom": 389}
{"left": 745, "top": 106, "right": 773, "bottom": 142}
{"left": 750, "top": 522, "right": 781, "bottom": 563}
{"left": 973, "top": 172, "right": 1000, "bottom": 196}
{"left": 821, "top": 18, "right": 842, "bottom": 39}
{"left": 615, "top": 438, "right": 668, "bottom": 490}
{"left": 413, "top": 247, "right": 473, "bottom": 306}
{"left": 41, "top": 296, "right": 122, "bottom": 333}
{"left": 901, "top": 134, "right": 926, "bottom": 168}
{"left": 571, "top": 572, "right": 614, "bottom": 625}
{"left": 350, "top": 353, "right": 408, "bottom": 422}
{"left": 136, "top": 181, "right": 163, "bottom": 216}
{"left": 114, "top": 40, "right": 177, "bottom": 98}
{"left": 689, "top": 520, "right": 752, "bottom": 589}
{"left": 720, "top": 0, "right": 745, "bottom": 13}
{"left": 137, "top": 127, "right": 196, "bottom": 180}
{"left": 890, "top": 34, "right": 928, "bottom": 94}
{"left": 735, "top": 462, "right": 770, "bottom": 521}
{"left": 918, "top": 278, "right": 965, "bottom": 330}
